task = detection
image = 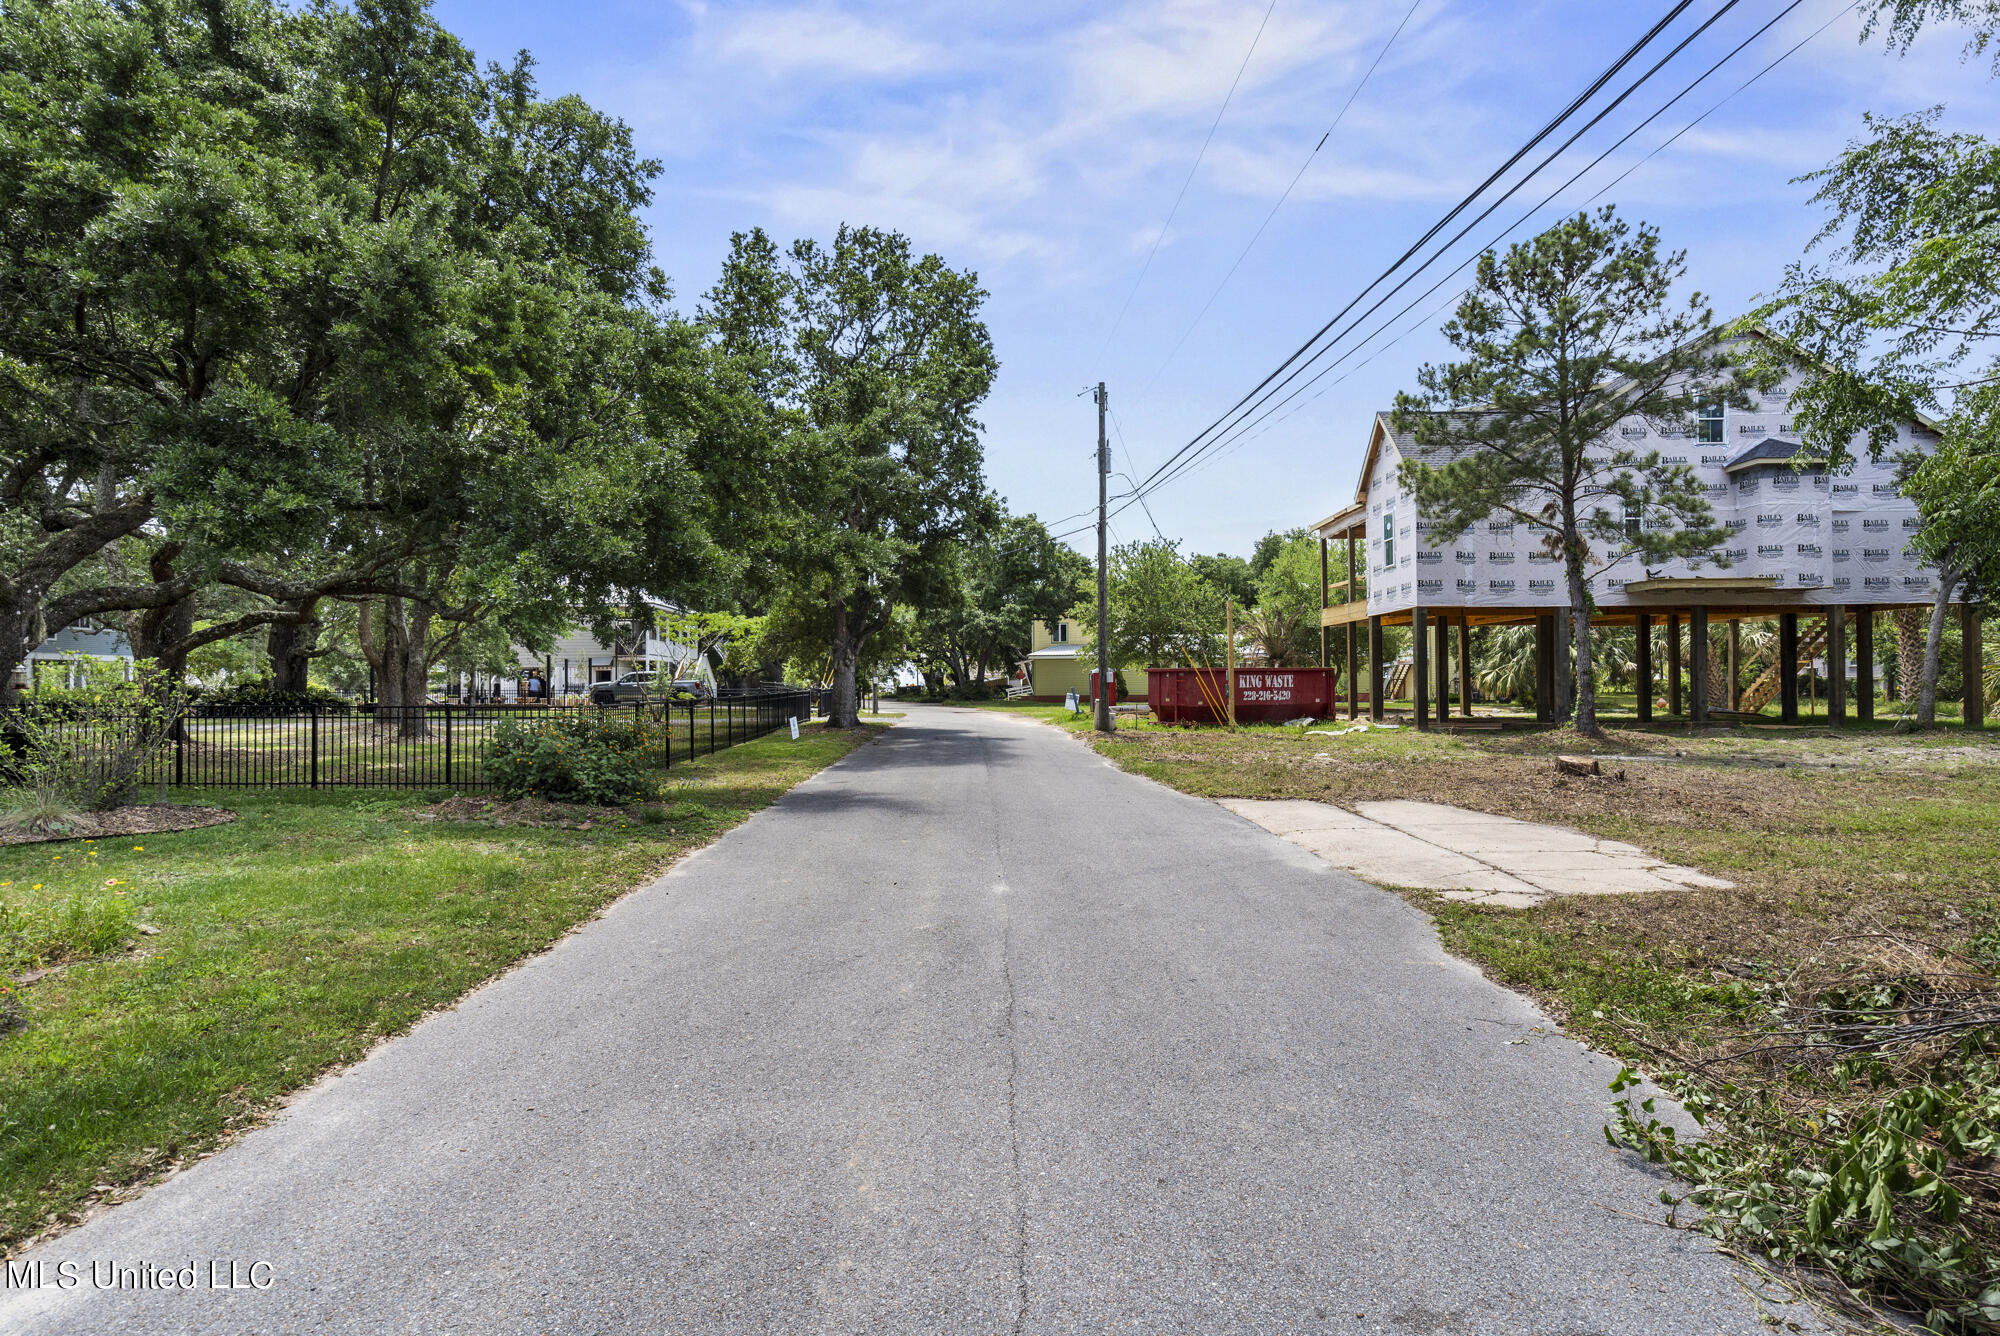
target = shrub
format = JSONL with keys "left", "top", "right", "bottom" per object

{"left": 195, "top": 682, "right": 350, "bottom": 715}
{"left": 2, "top": 679, "right": 187, "bottom": 811}
{"left": 486, "top": 711, "right": 668, "bottom": 805}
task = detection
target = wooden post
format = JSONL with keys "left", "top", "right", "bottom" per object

{"left": 1413, "top": 606, "right": 1430, "bottom": 731}
{"left": 1726, "top": 620, "right": 1740, "bottom": 710}
{"left": 1666, "top": 613, "right": 1682, "bottom": 716}
{"left": 1226, "top": 597, "right": 1237, "bottom": 730}
{"left": 1635, "top": 614, "right": 1653, "bottom": 723}
{"left": 1319, "top": 537, "right": 1330, "bottom": 669}
{"left": 1368, "top": 616, "right": 1385, "bottom": 722}
{"left": 1345, "top": 624, "right": 1358, "bottom": 722}
{"left": 1779, "top": 612, "right": 1800, "bottom": 724}
{"left": 1689, "top": 607, "right": 1709, "bottom": 726}
{"left": 1827, "top": 605, "right": 1847, "bottom": 725}
{"left": 1535, "top": 613, "right": 1555, "bottom": 722}
{"left": 1856, "top": 607, "right": 1875, "bottom": 722}
{"left": 1347, "top": 531, "right": 1360, "bottom": 720}
{"left": 1456, "top": 619, "right": 1472, "bottom": 718}
{"left": 1434, "top": 614, "right": 1450, "bottom": 723}
{"left": 1963, "top": 602, "right": 1985, "bottom": 731}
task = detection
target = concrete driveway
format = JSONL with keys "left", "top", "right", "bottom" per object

{"left": 1, "top": 704, "right": 1794, "bottom": 1334}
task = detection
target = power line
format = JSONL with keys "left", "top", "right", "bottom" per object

{"left": 1133, "top": 0, "right": 1762, "bottom": 502}
{"left": 1137, "top": 0, "right": 1838, "bottom": 499}
{"left": 1124, "top": 0, "right": 1704, "bottom": 500}
{"left": 1168, "top": 283, "right": 1470, "bottom": 487}
{"left": 1579, "top": 0, "right": 1860, "bottom": 207}
{"left": 1142, "top": 0, "right": 1427, "bottom": 394}
{"left": 1107, "top": 408, "right": 1170, "bottom": 542}
{"left": 1094, "top": 0, "right": 1282, "bottom": 365}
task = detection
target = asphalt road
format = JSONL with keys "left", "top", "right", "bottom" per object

{"left": 2, "top": 704, "right": 1793, "bottom": 1335}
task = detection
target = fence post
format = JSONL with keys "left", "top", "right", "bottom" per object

{"left": 443, "top": 703, "right": 453, "bottom": 788}
{"left": 310, "top": 706, "right": 320, "bottom": 790}
{"left": 174, "top": 714, "right": 185, "bottom": 789}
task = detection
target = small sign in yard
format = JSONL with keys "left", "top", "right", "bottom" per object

{"left": 789, "top": 716, "right": 800, "bottom": 740}
{"left": 1065, "top": 690, "right": 1078, "bottom": 715}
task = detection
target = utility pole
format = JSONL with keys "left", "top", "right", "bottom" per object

{"left": 1094, "top": 382, "right": 1114, "bottom": 734}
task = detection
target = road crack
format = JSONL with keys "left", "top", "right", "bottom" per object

{"left": 978, "top": 728, "right": 1031, "bottom": 1336}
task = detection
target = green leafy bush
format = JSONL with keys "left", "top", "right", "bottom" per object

{"left": 486, "top": 711, "right": 668, "bottom": 805}
{"left": 194, "top": 682, "right": 350, "bottom": 713}
{"left": 2, "top": 678, "right": 186, "bottom": 811}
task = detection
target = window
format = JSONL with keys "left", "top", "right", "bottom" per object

{"left": 1381, "top": 531, "right": 1396, "bottom": 568}
{"left": 1696, "top": 400, "right": 1724, "bottom": 444}
{"left": 1623, "top": 500, "right": 1643, "bottom": 540}
{"left": 1055, "top": 622, "right": 1069, "bottom": 643}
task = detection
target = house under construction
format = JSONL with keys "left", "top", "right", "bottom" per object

{"left": 1310, "top": 355, "right": 1985, "bottom": 730}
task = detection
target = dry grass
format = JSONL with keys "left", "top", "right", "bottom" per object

{"left": 1078, "top": 717, "right": 2000, "bottom": 985}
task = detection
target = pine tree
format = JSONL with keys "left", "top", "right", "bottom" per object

{"left": 1390, "top": 207, "right": 1753, "bottom": 735}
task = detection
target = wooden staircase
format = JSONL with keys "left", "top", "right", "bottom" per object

{"left": 1385, "top": 661, "right": 1413, "bottom": 700}
{"left": 1736, "top": 617, "right": 1827, "bottom": 714}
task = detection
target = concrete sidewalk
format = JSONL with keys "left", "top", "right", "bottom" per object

{"left": 1225, "top": 796, "right": 1734, "bottom": 907}
{"left": 1, "top": 703, "right": 1800, "bottom": 1334}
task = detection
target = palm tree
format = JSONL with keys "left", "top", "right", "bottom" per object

{"left": 1240, "top": 603, "right": 1319, "bottom": 670}
{"left": 1478, "top": 627, "right": 1539, "bottom": 705}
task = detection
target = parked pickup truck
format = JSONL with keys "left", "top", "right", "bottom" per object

{"left": 588, "top": 674, "right": 711, "bottom": 706}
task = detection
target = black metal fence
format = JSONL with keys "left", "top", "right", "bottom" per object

{"left": 1, "top": 690, "right": 819, "bottom": 791}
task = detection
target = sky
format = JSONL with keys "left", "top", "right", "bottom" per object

{"left": 433, "top": 0, "right": 2000, "bottom": 560}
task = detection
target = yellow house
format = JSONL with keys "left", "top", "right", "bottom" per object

{"left": 1019, "top": 620, "right": 1149, "bottom": 702}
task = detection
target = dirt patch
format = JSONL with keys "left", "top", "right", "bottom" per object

{"left": 413, "top": 796, "right": 635, "bottom": 829}
{"left": 0, "top": 804, "right": 237, "bottom": 847}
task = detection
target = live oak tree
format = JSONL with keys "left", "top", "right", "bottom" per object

{"left": 1390, "top": 207, "right": 1751, "bottom": 736}
{"left": 912, "top": 512, "right": 1090, "bottom": 692}
{"left": 0, "top": 0, "right": 725, "bottom": 728}
{"left": 0, "top": 0, "right": 376, "bottom": 702}
{"left": 705, "top": 225, "right": 998, "bottom": 728}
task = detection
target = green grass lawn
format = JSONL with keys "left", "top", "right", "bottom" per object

{"left": 0, "top": 720, "right": 879, "bottom": 1252}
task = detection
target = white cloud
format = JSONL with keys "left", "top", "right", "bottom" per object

{"left": 711, "top": 6, "right": 947, "bottom": 79}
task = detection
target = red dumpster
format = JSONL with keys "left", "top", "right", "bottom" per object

{"left": 1146, "top": 667, "right": 1345, "bottom": 724}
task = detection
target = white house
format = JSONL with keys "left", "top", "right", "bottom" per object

{"left": 508, "top": 623, "right": 717, "bottom": 699}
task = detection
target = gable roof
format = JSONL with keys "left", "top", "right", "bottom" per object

{"left": 1724, "top": 437, "right": 1824, "bottom": 473}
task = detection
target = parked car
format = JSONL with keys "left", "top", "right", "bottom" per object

{"left": 588, "top": 673, "right": 711, "bottom": 706}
